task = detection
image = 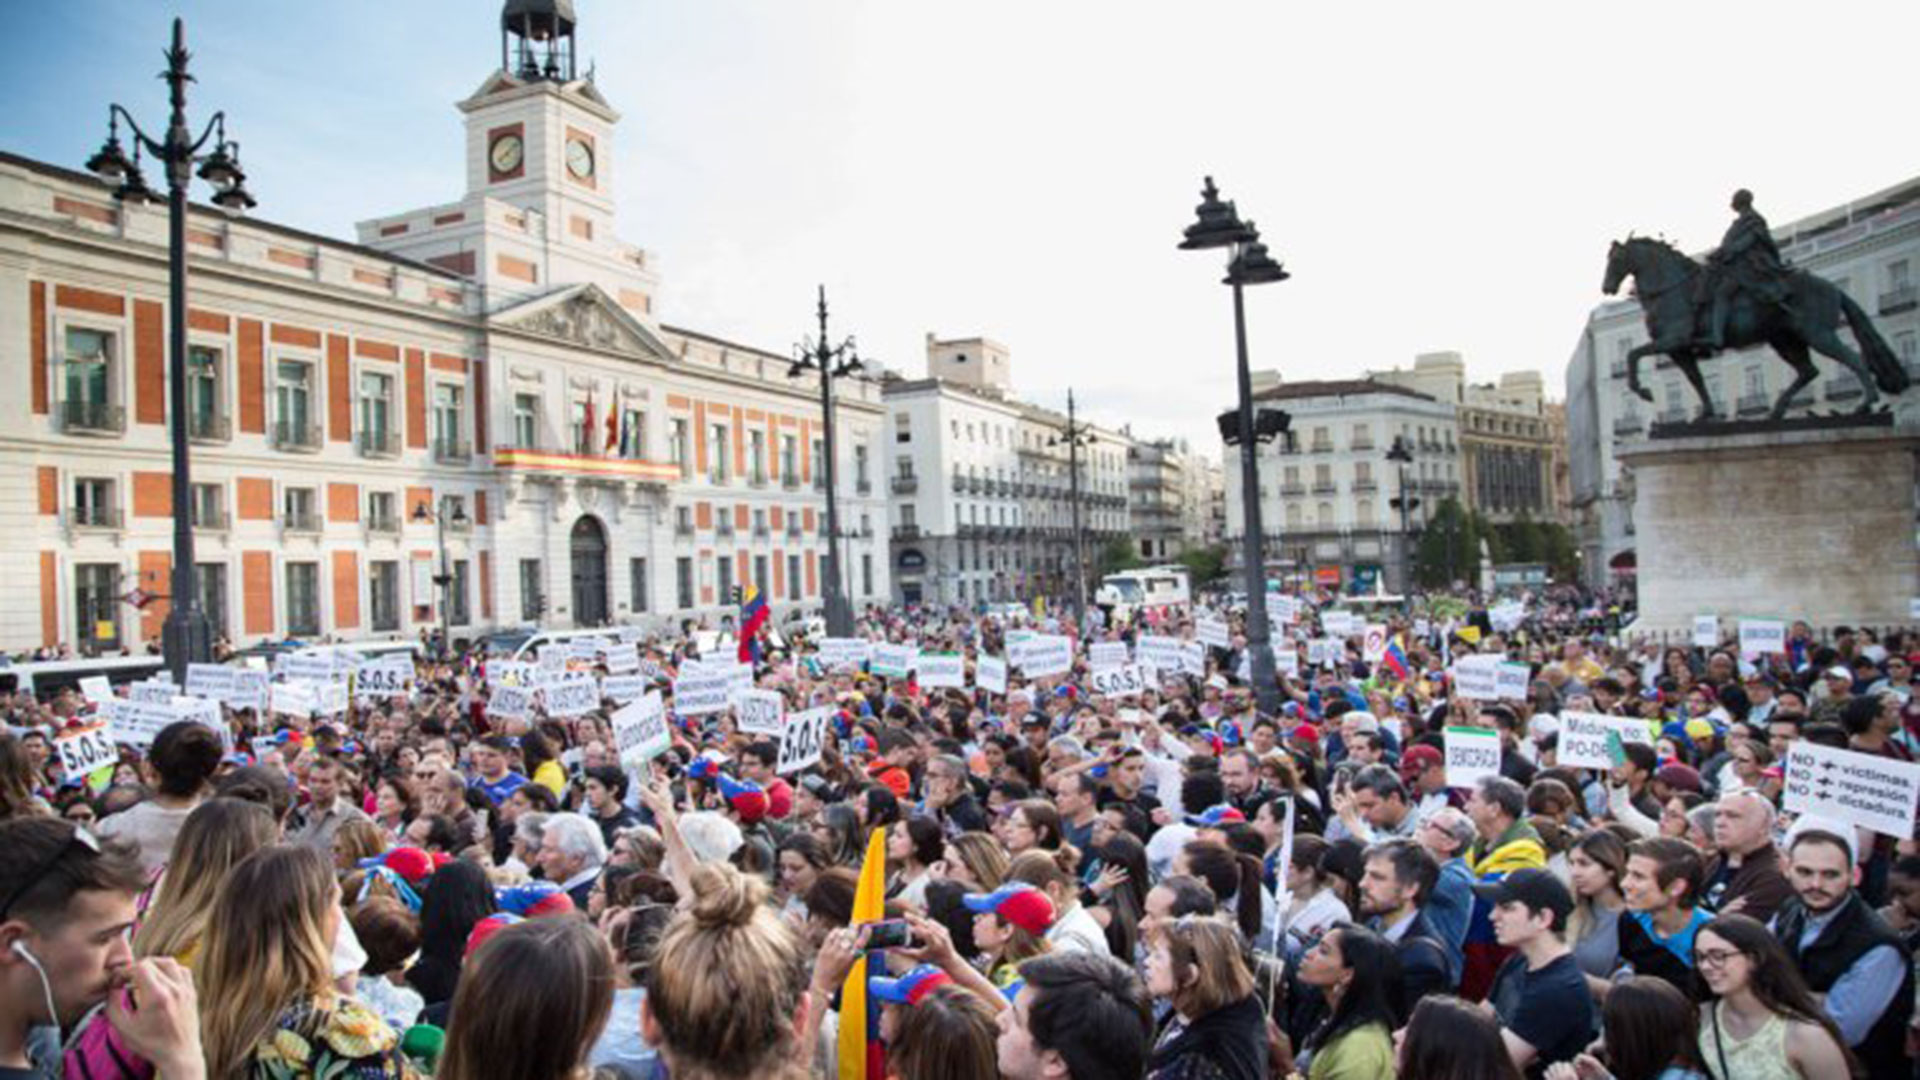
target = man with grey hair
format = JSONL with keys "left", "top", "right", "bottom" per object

{"left": 924, "top": 753, "right": 986, "bottom": 835}
{"left": 1702, "top": 788, "right": 1792, "bottom": 921}
{"left": 537, "top": 811, "right": 607, "bottom": 910}
{"left": 1416, "top": 805, "right": 1477, "bottom": 983}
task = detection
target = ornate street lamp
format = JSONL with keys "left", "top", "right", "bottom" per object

{"left": 413, "top": 499, "right": 469, "bottom": 658}
{"left": 1046, "top": 390, "right": 1094, "bottom": 624}
{"left": 789, "top": 287, "right": 863, "bottom": 636}
{"left": 87, "top": 19, "right": 257, "bottom": 681}
{"left": 1180, "top": 178, "right": 1289, "bottom": 716}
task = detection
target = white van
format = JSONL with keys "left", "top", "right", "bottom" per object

{"left": 1094, "top": 567, "right": 1191, "bottom": 621}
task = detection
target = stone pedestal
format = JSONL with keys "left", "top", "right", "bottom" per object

{"left": 1617, "top": 424, "right": 1920, "bottom": 634}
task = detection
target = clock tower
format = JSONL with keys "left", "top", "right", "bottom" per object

{"left": 357, "top": 0, "right": 659, "bottom": 318}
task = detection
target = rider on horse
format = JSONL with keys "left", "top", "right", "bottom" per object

{"left": 1696, "top": 188, "right": 1792, "bottom": 350}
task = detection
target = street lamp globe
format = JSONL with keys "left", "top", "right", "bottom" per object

{"left": 1179, "top": 177, "right": 1256, "bottom": 251}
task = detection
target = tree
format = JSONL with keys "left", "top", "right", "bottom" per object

{"left": 1176, "top": 545, "right": 1228, "bottom": 587}
{"left": 1503, "top": 510, "right": 1544, "bottom": 565}
{"left": 1095, "top": 536, "right": 1142, "bottom": 579}
{"left": 1414, "top": 497, "right": 1474, "bottom": 588}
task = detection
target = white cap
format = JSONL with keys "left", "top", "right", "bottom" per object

{"left": 1529, "top": 714, "right": 1562, "bottom": 740}
{"left": 1824, "top": 666, "right": 1853, "bottom": 681}
{"left": 1785, "top": 813, "right": 1858, "bottom": 867}
{"left": 1344, "top": 710, "right": 1380, "bottom": 733}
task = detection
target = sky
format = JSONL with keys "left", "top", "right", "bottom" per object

{"left": 9, "top": 2, "right": 1919, "bottom": 456}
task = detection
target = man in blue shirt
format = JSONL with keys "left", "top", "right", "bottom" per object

{"left": 468, "top": 734, "right": 528, "bottom": 806}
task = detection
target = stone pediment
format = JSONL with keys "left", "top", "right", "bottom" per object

{"left": 490, "top": 284, "right": 672, "bottom": 361}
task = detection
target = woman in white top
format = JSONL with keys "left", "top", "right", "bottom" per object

{"left": 1007, "top": 848, "right": 1112, "bottom": 957}
{"left": 1692, "top": 915, "right": 1849, "bottom": 1080}
{"left": 887, "top": 816, "right": 943, "bottom": 912}
{"left": 1280, "top": 834, "right": 1351, "bottom": 953}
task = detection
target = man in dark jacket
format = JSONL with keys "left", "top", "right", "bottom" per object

{"left": 1357, "top": 837, "right": 1456, "bottom": 1009}
{"left": 1772, "top": 818, "right": 1913, "bottom": 1080}
{"left": 1701, "top": 790, "right": 1792, "bottom": 922}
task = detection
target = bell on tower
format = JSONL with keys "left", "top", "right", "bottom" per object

{"left": 501, "top": 0, "right": 576, "bottom": 82}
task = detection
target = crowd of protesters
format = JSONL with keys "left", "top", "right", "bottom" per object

{"left": 1, "top": 590, "right": 1917, "bottom": 1079}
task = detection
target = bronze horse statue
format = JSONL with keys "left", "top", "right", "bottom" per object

{"left": 1602, "top": 236, "right": 1908, "bottom": 420}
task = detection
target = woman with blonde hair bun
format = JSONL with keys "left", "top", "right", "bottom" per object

{"left": 641, "top": 862, "right": 811, "bottom": 1080}
{"left": 196, "top": 844, "right": 413, "bottom": 1078}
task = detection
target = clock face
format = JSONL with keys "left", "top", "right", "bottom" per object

{"left": 490, "top": 134, "right": 524, "bottom": 175}
{"left": 566, "top": 137, "right": 595, "bottom": 180}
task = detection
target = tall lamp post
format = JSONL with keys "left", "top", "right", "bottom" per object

{"left": 1386, "top": 435, "right": 1419, "bottom": 614}
{"left": 1180, "top": 178, "right": 1290, "bottom": 717}
{"left": 412, "top": 498, "right": 469, "bottom": 658}
{"left": 789, "top": 286, "right": 862, "bottom": 636}
{"left": 1047, "top": 390, "right": 1094, "bottom": 624}
{"left": 86, "top": 18, "right": 256, "bottom": 681}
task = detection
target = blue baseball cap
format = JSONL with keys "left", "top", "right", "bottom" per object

{"left": 870, "top": 964, "right": 953, "bottom": 1006}
{"left": 1184, "top": 803, "right": 1248, "bottom": 828}
{"left": 962, "top": 882, "right": 1055, "bottom": 936}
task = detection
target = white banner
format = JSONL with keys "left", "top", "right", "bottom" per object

{"left": 1134, "top": 636, "right": 1185, "bottom": 676}
{"left": 353, "top": 660, "right": 414, "bottom": 700}
{"left": 600, "top": 674, "right": 648, "bottom": 705}
{"left": 1444, "top": 726, "right": 1501, "bottom": 790}
{"left": 1089, "top": 664, "right": 1150, "bottom": 698}
{"left": 975, "top": 654, "right": 1008, "bottom": 695}
{"left": 1322, "top": 610, "right": 1358, "bottom": 638}
{"left": 538, "top": 645, "right": 568, "bottom": 673}
{"left": 777, "top": 706, "right": 830, "bottom": 774}
{"left": 56, "top": 722, "right": 117, "bottom": 778}
{"left": 1015, "top": 635, "right": 1074, "bottom": 678}
{"left": 1195, "top": 618, "right": 1231, "bottom": 651}
{"left": 103, "top": 699, "right": 182, "bottom": 748}
{"left": 1738, "top": 618, "right": 1787, "bottom": 659}
{"left": 732, "top": 688, "right": 786, "bottom": 736}
{"left": 270, "top": 682, "right": 318, "bottom": 717}
{"left": 228, "top": 670, "right": 269, "bottom": 712}
{"left": 612, "top": 691, "right": 672, "bottom": 768}
{"left": 915, "top": 652, "right": 966, "bottom": 689}
{"left": 185, "top": 664, "right": 235, "bottom": 702}
{"left": 1361, "top": 624, "right": 1389, "bottom": 664}
{"left": 278, "top": 652, "right": 338, "bottom": 684}
{"left": 1783, "top": 740, "right": 1920, "bottom": 840}
{"left": 673, "top": 665, "right": 737, "bottom": 716}
{"left": 1271, "top": 594, "right": 1299, "bottom": 625}
{"left": 1558, "top": 711, "right": 1655, "bottom": 771}
{"left": 871, "top": 643, "right": 919, "bottom": 679}
{"left": 487, "top": 684, "right": 534, "bottom": 720}
{"left": 129, "top": 681, "right": 176, "bottom": 705}
{"left": 1089, "top": 640, "right": 1132, "bottom": 671}
{"left": 1451, "top": 655, "right": 1501, "bottom": 700}
{"left": 818, "top": 637, "right": 872, "bottom": 671}
{"left": 1179, "top": 641, "right": 1208, "bottom": 678}
{"left": 1495, "top": 662, "right": 1532, "bottom": 702}
{"left": 544, "top": 674, "right": 601, "bottom": 717}
{"left": 78, "top": 675, "right": 114, "bottom": 705}
{"left": 1274, "top": 646, "right": 1299, "bottom": 676}
{"left": 602, "top": 642, "right": 640, "bottom": 674}
{"left": 1692, "top": 615, "right": 1719, "bottom": 649}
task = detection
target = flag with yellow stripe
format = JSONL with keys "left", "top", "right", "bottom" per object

{"left": 836, "top": 826, "right": 888, "bottom": 1080}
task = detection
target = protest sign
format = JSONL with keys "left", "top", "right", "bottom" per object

{"left": 1361, "top": 625, "right": 1389, "bottom": 664}
{"left": 673, "top": 665, "right": 737, "bottom": 715}
{"left": 600, "top": 674, "right": 648, "bottom": 705}
{"left": 56, "top": 722, "right": 117, "bottom": 778}
{"left": 1089, "top": 641, "right": 1132, "bottom": 671}
{"left": 185, "top": 664, "right": 235, "bottom": 702}
{"left": 1450, "top": 655, "right": 1501, "bottom": 700}
{"left": 544, "top": 674, "right": 600, "bottom": 717}
{"left": 1015, "top": 635, "right": 1073, "bottom": 678}
{"left": 612, "top": 691, "right": 672, "bottom": 768}
{"left": 617, "top": 625, "right": 648, "bottom": 644}
{"left": 130, "top": 681, "right": 176, "bottom": 705}
{"left": 1179, "top": 641, "right": 1208, "bottom": 678}
{"left": 353, "top": 659, "right": 413, "bottom": 700}
{"left": 1134, "top": 636, "right": 1184, "bottom": 676}
{"left": 915, "top": 652, "right": 966, "bottom": 689}
{"left": 1558, "top": 711, "right": 1655, "bottom": 770}
{"left": 1495, "top": 662, "right": 1532, "bottom": 702}
{"left": 78, "top": 676, "right": 114, "bottom": 705}
{"left": 1089, "top": 664, "right": 1150, "bottom": 698}
{"left": 975, "top": 654, "right": 1009, "bottom": 695}
{"left": 1195, "top": 617, "right": 1231, "bottom": 652}
{"left": 1322, "top": 610, "right": 1357, "bottom": 638}
{"left": 602, "top": 642, "right": 640, "bottom": 674}
{"left": 172, "top": 695, "right": 225, "bottom": 736}
{"left": 1271, "top": 594, "right": 1299, "bottom": 625}
{"left": 1273, "top": 646, "right": 1299, "bottom": 676}
{"left": 732, "top": 688, "right": 786, "bottom": 736}
{"left": 1488, "top": 602, "right": 1526, "bottom": 634}
{"left": 567, "top": 637, "right": 608, "bottom": 663}
{"left": 487, "top": 684, "right": 534, "bottom": 721}
{"left": 870, "top": 643, "right": 918, "bottom": 679}
{"left": 1444, "top": 726, "right": 1501, "bottom": 790}
{"left": 819, "top": 637, "right": 872, "bottom": 671}
{"left": 1738, "top": 618, "right": 1786, "bottom": 659}
{"left": 1412, "top": 618, "right": 1432, "bottom": 642}
{"left": 104, "top": 699, "right": 182, "bottom": 748}
{"left": 637, "top": 658, "right": 669, "bottom": 684}
{"left": 314, "top": 682, "right": 350, "bottom": 716}
{"left": 270, "top": 682, "right": 318, "bottom": 717}
{"left": 538, "top": 645, "right": 567, "bottom": 673}
{"left": 228, "top": 670, "right": 269, "bottom": 712}
{"left": 777, "top": 706, "right": 830, "bottom": 774}
{"left": 279, "top": 652, "right": 338, "bottom": 684}
{"left": 1692, "top": 615, "right": 1719, "bottom": 649}
{"left": 1783, "top": 741, "right": 1920, "bottom": 840}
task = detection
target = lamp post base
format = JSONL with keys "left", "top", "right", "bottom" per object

{"left": 161, "top": 607, "right": 214, "bottom": 682}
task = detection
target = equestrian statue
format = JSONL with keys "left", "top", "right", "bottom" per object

{"left": 1602, "top": 189, "right": 1908, "bottom": 422}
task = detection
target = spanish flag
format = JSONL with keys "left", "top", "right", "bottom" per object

{"left": 837, "top": 827, "right": 888, "bottom": 1080}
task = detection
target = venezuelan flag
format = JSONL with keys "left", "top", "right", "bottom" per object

{"left": 838, "top": 827, "right": 889, "bottom": 1080}
{"left": 737, "top": 585, "right": 768, "bottom": 664}
{"left": 1382, "top": 634, "right": 1411, "bottom": 683}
